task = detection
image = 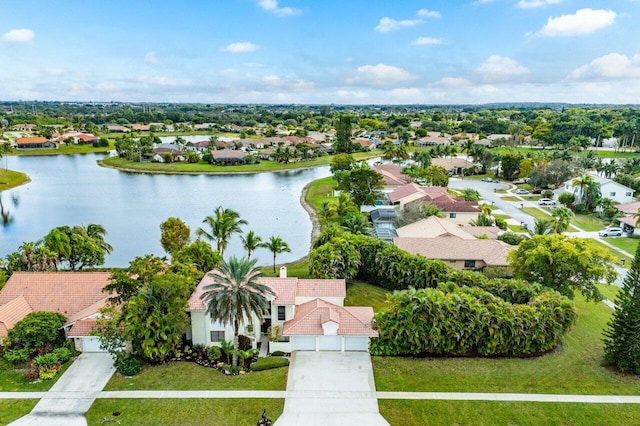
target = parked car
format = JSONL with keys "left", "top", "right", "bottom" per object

{"left": 538, "top": 198, "right": 556, "bottom": 206}
{"left": 515, "top": 189, "right": 529, "bottom": 194}
{"left": 481, "top": 177, "right": 493, "bottom": 182}
{"left": 598, "top": 227, "right": 623, "bottom": 237}
{"left": 532, "top": 189, "right": 542, "bottom": 194}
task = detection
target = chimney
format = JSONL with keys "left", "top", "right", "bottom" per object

{"left": 279, "top": 266, "right": 287, "bottom": 278}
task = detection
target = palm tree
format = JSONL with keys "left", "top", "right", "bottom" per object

{"left": 86, "top": 224, "right": 113, "bottom": 255}
{"left": 263, "top": 235, "right": 291, "bottom": 273}
{"left": 317, "top": 201, "right": 337, "bottom": 226}
{"left": 412, "top": 150, "right": 431, "bottom": 168}
{"left": 200, "top": 257, "right": 274, "bottom": 367}
{"left": 43, "top": 227, "right": 71, "bottom": 266}
{"left": 341, "top": 214, "right": 371, "bottom": 235}
{"left": 197, "top": 206, "right": 248, "bottom": 256}
{"left": 531, "top": 218, "right": 554, "bottom": 235}
{"left": 634, "top": 207, "right": 640, "bottom": 227}
{"left": 240, "top": 230, "right": 263, "bottom": 259}
{"left": 572, "top": 174, "right": 594, "bottom": 205}
{"left": 551, "top": 206, "right": 574, "bottom": 234}
{"left": 335, "top": 193, "right": 357, "bottom": 218}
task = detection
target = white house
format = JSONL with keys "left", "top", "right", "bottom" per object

{"left": 562, "top": 173, "right": 635, "bottom": 205}
{"left": 187, "top": 267, "right": 377, "bottom": 353}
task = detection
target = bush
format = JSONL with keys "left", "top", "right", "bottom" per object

{"left": 238, "top": 335, "right": 252, "bottom": 351}
{"left": 498, "top": 231, "right": 528, "bottom": 246}
{"left": 8, "top": 312, "right": 67, "bottom": 351}
{"left": 250, "top": 357, "right": 290, "bottom": 371}
{"left": 207, "top": 345, "right": 222, "bottom": 362}
{"left": 271, "top": 351, "right": 286, "bottom": 357}
{"left": 23, "top": 369, "right": 39, "bottom": 382}
{"left": 51, "top": 347, "right": 72, "bottom": 363}
{"left": 494, "top": 217, "right": 508, "bottom": 230}
{"left": 4, "top": 348, "right": 31, "bottom": 365}
{"left": 33, "top": 353, "right": 59, "bottom": 369}
{"left": 39, "top": 369, "right": 58, "bottom": 380}
{"left": 115, "top": 353, "right": 141, "bottom": 376}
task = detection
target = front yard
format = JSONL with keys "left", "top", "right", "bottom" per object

{"left": 0, "top": 359, "right": 72, "bottom": 392}
{"left": 0, "top": 400, "right": 38, "bottom": 425}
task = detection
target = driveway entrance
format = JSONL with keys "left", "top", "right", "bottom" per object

{"left": 274, "top": 351, "right": 389, "bottom": 426}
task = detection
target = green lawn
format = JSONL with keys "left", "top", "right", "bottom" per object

{"left": 588, "top": 239, "right": 633, "bottom": 265}
{"left": 500, "top": 196, "right": 521, "bottom": 202}
{"left": 87, "top": 398, "right": 284, "bottom": 426}
{"left": 0, "top": 400, "right": 37, "bottom": 425}
{"left": 8, "top": 143, "right": 113, "bottom": 156}
{"left": 379, "top": 400, "right": 640, "bottom": 426}
{"left": 522, "top": 207, "right": 551, "bottom": 220}
{"left": 345, "top": 281, "right": 391, "bottom": 311}
{"left": 597, "top": 284, "right": 621, "bottom": 302}
{"left": 373, "top": 295, "right": 640, "bottom": 395}
{"left": 305, "top": 176, "right": 336, "bottom": 211}
{"left": 0, "top": 360, "right": 72, "bottom": 392}
{"left": 570, "top": 214, "right": 608, "bottom": 232}
{"left": 0, "top": 169, "right": 29, "bottom": 191}
{"left": 605, "top": 236, "right": 640, "bottom": 257}
{"left": 103, "top": 361, "right": 288, "bottom": 391}
{"left": 261, "top": 259, "right": 310, "bottom": 278}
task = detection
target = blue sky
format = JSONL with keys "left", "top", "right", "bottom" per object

{"left": 1, "top": 0, "right": 640, "bottom": 104}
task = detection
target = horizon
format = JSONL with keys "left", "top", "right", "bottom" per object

{"left": 2, "top": 1, "right": 640, "bottom": 104}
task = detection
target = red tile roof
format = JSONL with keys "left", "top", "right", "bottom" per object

{"left": 282, "top": 299, "right": 377, "bottom": 337}
{"left": 15, "top": 137, "right": 48, "bottom": 145}
{"left": 67, "top": 318, "right": 98, "bottom": 337}
{"left": 0, "top": 295, "right": 33, "bottom": 336}
{"left": 0, "top": 272, "right": 112, "bottom": 336}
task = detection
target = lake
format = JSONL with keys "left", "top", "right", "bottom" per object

{"left": 0, "top": 154, "right": 331, "bottom": 268}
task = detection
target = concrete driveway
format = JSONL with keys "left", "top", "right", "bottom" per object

{"left": 274, "top": 351, "right": 389, "bottom": 426}
{"left": 10, "top": 352, "right": 115, "bottom": 426}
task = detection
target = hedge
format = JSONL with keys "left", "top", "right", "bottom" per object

{"left": 250, "top": 357, "right": 290, "bottom": 371}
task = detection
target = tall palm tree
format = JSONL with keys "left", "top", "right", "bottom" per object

{"left": 317, "top": 201, "right": 337, "bottom": 226}
{"left": 551, "top": 206, "right": 574, "bottom": 234}
{"left": 197, "top": 206, "right": 248, "bottom": 256}
{"left": 263, "top": 235, "right": 291, "bottom": 273}
{"left": 340, "top": 214, "right": 371, "bottom": 235}
{"left": 86, "top": 224, "right": 113, "bottom": 255}
{"left": 572, "top": 174, "right": 594, "bottom": 205}
{"left": 200, "top": 257, "right": 274, "bottom": 367}
{"left": 335, "top": 193, "right": 357, "bottom": 218}
{"left": 531, "top": 218, "right": 554, "bottom": 235}
{"left": 240, "top": 230, "right": 263, "bottom": 260}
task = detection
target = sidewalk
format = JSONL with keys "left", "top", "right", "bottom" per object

{"left": 377, "top": 392, "right": 640, "bottom": 403}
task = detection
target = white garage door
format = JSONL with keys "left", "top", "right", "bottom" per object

{"left": 345, "top": 337, "right": 369, "bottom": 351}
{"left": 292, "top": 336, "right": 316, "bottom": 351}
{"left": 319, "top": 335, "right": 342, "bottom": 351}
{"left": 81, "top": 337, "right": 108, "bottom": 352}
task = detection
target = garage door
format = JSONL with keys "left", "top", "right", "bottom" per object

{"left": 319, "top": 335, "right": 342, "bottom": 351}
{"left": 81, "top": 337, "right": 108, "bottom": 352}
{"left": 292, "top": 336, "right": 316, "bottom": 351}
{"left": 345, "top": 337, "right": 368, "bottom": 351}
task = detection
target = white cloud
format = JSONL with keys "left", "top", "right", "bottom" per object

{"left": 222, "top": 42, "right": 259, "bottom": 53}
{"left": 94, "top": 82, "right": 121, "bottom": 92}
{"left": 261, "top": 75, "right": 315, "bottom": 91}
{"left": 137, "top": 75, "right": 193, "bottom": 87}
{"left": 411, "top": 37, "right": 444, "bottom": 46}
{"left": 0, "top": 29, "right": 35, "bottom": 44}
{"left": 244, "top": 62, "right": 266, "bottom": 68}
{"left": 476, "top": 56, "right": 529, "bottom": 83}
{"left": 346, "top": 64, "right": 419, "bottom": 87}
{"left": 374, "top": 17, "right": 423, "bottom": 33}
{"left": 569, "top": 53, "right": 640, "bottom": 80}
{"left": 430, "top": 77, "right": 473, "bottom": 87}
{"left": 337, "top": 90, "right": 370, "bottom": 99}
{"left": 144, "top": 52, "right": 159, "bottom": 64}
{"left": 417, "top": 9, "right": 441, "bottom": 19}
{"left": 517, "top": 0, "right": 564, "bottom": 8}
{"left": 257, "top": 0, "right": 301, "bottom": 17}
{"left": 535, "top": 9, "right": 616, "bottom": 37}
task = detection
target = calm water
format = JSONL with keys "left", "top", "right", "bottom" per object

{"left": 0, "top": 154, "right": 330, "bottom": 267}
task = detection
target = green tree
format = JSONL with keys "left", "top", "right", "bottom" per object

{"left": 531, "top": 218, "right": 555, "bottom": 235}
{"left": 459, "top": 188, "right": 481, "bottom": 201}
{"left": 104, "top": 255, "right": 167, "bottom": 305}
{"left": 50, "top": 224, "right": 113, "bottom": 271}
{"left": 240, "top": 230, "right": 263, "bottom": 259}
{"left": 340, "top": 213, "right": 371, "bottom": 235}
{"left": 334, "top": 162, "right": 384, "bottom": 207}
{"left": 317, "top": 201, "right": 338, "bottom": 226}
{"left": 160, "top": 217, "right": 191, "bottom": 255}
{"left": 334, "top": 114, "right": 353, "bottom": 153}
{"left": 329, "top": 153, "right": 355, "bottom": 175}
{"left": 499, "top": 152, "right": 524, "bottom": 180}
{"left": 200, "top": 257, "right": 274, "bottom": 366}
{"left": 420, "top": 165, "right": 449, "bottom": 186}
{"left": 197, "top": 206, "right": 247, "bottom": 256}
{"left": 172, "top": 240, "right": 222, "bottom": 277}
{"left": 8, "top": 311, "right": 67, "bottom": 352}
{"left": 604, "top": 243, "right": 640, "bottom": 373}
{"left": 263, "top": 235, "right": 291, "bottom": 273}
{"left": 309, "top": 237, "right": 361, "bottom": 280}
{"left": 551, "top": 206, "right": 574, "bottom": 233}
{"left": 508, "top": 234, "right": 616, "bottom": 301}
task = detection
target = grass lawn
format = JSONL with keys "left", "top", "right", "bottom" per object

{"left": 373, "top": 295, "right": 640, "bottom": 395}
{"left": 87, "top": 398, "right": 284, "bottom": 426}
{"left": 605, "top": 236, "right": 640, "bottom": 257}
{"left": 305, "top": 176, "right": 336, "bottom": 211}
{"left": 597, "top": 284, "right": 621, "bottom": 302}
{"left": 8, "top": 143, "right": 113, "bottom": 156}
{"left": 0, "top": 169, "right": 29, "bottom": 191}
{"left": 507, "top": 224, "right": 528, "bottom": 232}
{"left": 103, "top": 361, "right": 288, "bottom": 391}
{"left": 261, "top": 259, "right": 310, "bottom": 278}
{"left": 0, "top": 400, "right": 37, "bottom": 424}
{"left": 345, "top": 281, "right": 391, "bottom": 311}
{"left": 522, "top": 206, "right": 551, "bottom": 220}
{"left": 588, "top": 239, "right": 633, "bottom": 265}
{"left": 500, "top": 196, "right": 521, "bottom": 202}
{"left": 570, "top": 214, "right": 607, "bottom": 232}
{"left": 379, "top": 400, "right": 640, "bottom": 426}
{"left": 0, "top": 360, "right": 72, "bottom": 392}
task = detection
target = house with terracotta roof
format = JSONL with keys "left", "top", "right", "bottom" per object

{"left": 431, "top": 157, "right": 477, "bottom": 176}
{"left": 14, "top": 137, "right": 57, "bottom": 149}
{"left": 372, "top": 163, "right": 414, "bottom": 190}
{"left": 615, "top": 201, "right": 640, "bottom": 236}
{"left": 187, "top": 268, "right": 377, "bottom": 353}
{"left": 394, "top": 217, "right": 513, "bottom": 270}
{"left": 0, "top": 272, "right": 112, "bottom": 352}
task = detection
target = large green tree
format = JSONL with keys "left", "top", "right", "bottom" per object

{"left": 160, "top": 217, "right": 191, "bottom": 255}
{"left": 44, "top": 224, "right": 113, "bottom": 271}
{"left": 172, "top": 240, "right": 222, "bottom": 276}
{"left": 200, "top": 257, "right": 274, "bottom": 366}
{"left": 508, "top": 234, "right": 616, "bottom": 301}
{"left": 604, "top": 243, "right": 640, "bottom": 373}
{"left": 263, "top": 235, "right": 291, "bottom": 273}
{"left": 334, "top": 114, "right": 353, "bottom": 153}
{"left": 240, "top": 230, "right": 263, "bottom": 260}
{"left": 197, "top": 206, "right": 247, "bottom": 256}
{"left": 334, "top": 162, "right": 384, "bottom": 207}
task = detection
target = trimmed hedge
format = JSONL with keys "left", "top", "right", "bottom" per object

{"left": 250, "top": 357, "right": 290, "bottom": 371}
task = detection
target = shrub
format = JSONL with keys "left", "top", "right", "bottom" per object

{"left": 207, "top": 345, "right": 222, "bottom": 362}
{"left": 498, "top": 231, "right": 528, "bottom": 246}
{"left": 271, "top": 351, "right": 286, "bottom": 357}
{"left": 250, "top": 357, "right": 290, "bottom": 371}
{"left": 39, "top": 369, "right": 58, "bottom": 380}
{"left": 192, "top": 344, "right": 207, "bottom": 361}
{"left": 4, "top": 348, "right": 31, "bottom": 365}
{"left": 238, "top": 335, "right": 252, "bottom": 351}
{"left": 8, "top": 312, "right": 67, "bottom": 352}
{"left": 51, "top": 347, "right": 72, "bottom": 363}
{"left": 33, "top": 353, "right": 59, "bottom": 369}
{"left": 23, "top": 369, "right": 39, "bottom": 382}
{"left": 494, "top": 217, "right": 508, "bottom": 230}
{"left": 558, "top": 192, "right": 575, "bottom": 206}
{"left": 115, "top": 353, "right": 141, "bottom": 376}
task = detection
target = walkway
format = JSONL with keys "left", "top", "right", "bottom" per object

{"left": 274, "top": 351, "right": 390, "bottom": 426}
{"left": 8, "top": 353, "right": 115, "bottom": 426}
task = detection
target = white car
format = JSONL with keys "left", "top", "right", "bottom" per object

{"left": 515, "top": 189, "right": 529, "bottom": 194}
{"left": 537, "top": 198, "right": 556, "bottom": 206}
{"left": 598, "top": 227, "right": 623, "bottom": 237}
{"left": 481, "top": 177, "right": 493, "bottom": 182}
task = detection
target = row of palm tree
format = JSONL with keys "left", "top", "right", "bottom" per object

{"left": 196, "top": 206, "right": 291, "bottom": 273}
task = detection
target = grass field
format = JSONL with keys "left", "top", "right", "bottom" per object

{"left": 87, "top": 398, "right": 284, "bottom": 426}
{"left": 378, "top": 400, "right": 640, "bottom": 426}
{"left": 0, "top": 360, "right": 72, "bottom": 392}
{"left": 0, "top": 169, "right": 29, "bottom": 191}
{"left": 570, "top": 214, "right": 608, "bottom": 232}
{"left": 588, "top": 239, "right": 633, "bottom": 265}
{"left": 604, "top": 236, "right": 640, "bottom": 257}
{"left": 373, "top": 294, "right": 640, "bottom": 395}
{"left": 521, "top": 207, "right": 551, "bottom": 220}
{"left": 345, "top": 281, "right": 391, "bottom": 311}
{"left": 0, "top": 400, "right": 37, "bottom": 425}
{"left": 7, "top": 143, "right": 113, "bottom": 156}
{"left": 305, "top": 176, "right": 336, "bottom": 211}
{"left": 103, "top": 361, "right": 288, "bottom": 391}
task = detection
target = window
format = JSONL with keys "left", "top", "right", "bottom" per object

{"left": 277, "top": 306, "right": 286, "bottom": 321}
{"left": 610, "top": 192, "right": 616, "bottom": 197}
{"left": 626, "top": 192, "right": 632, "bottom": 197}
{"left": 464, "top": 260, "right": 476, "bottom": 268}
{"left": 210, "top": 331, "right": 224, "bottom": 342}
{"left": 449, "top": 213, "right": 457, "bottom": 219}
